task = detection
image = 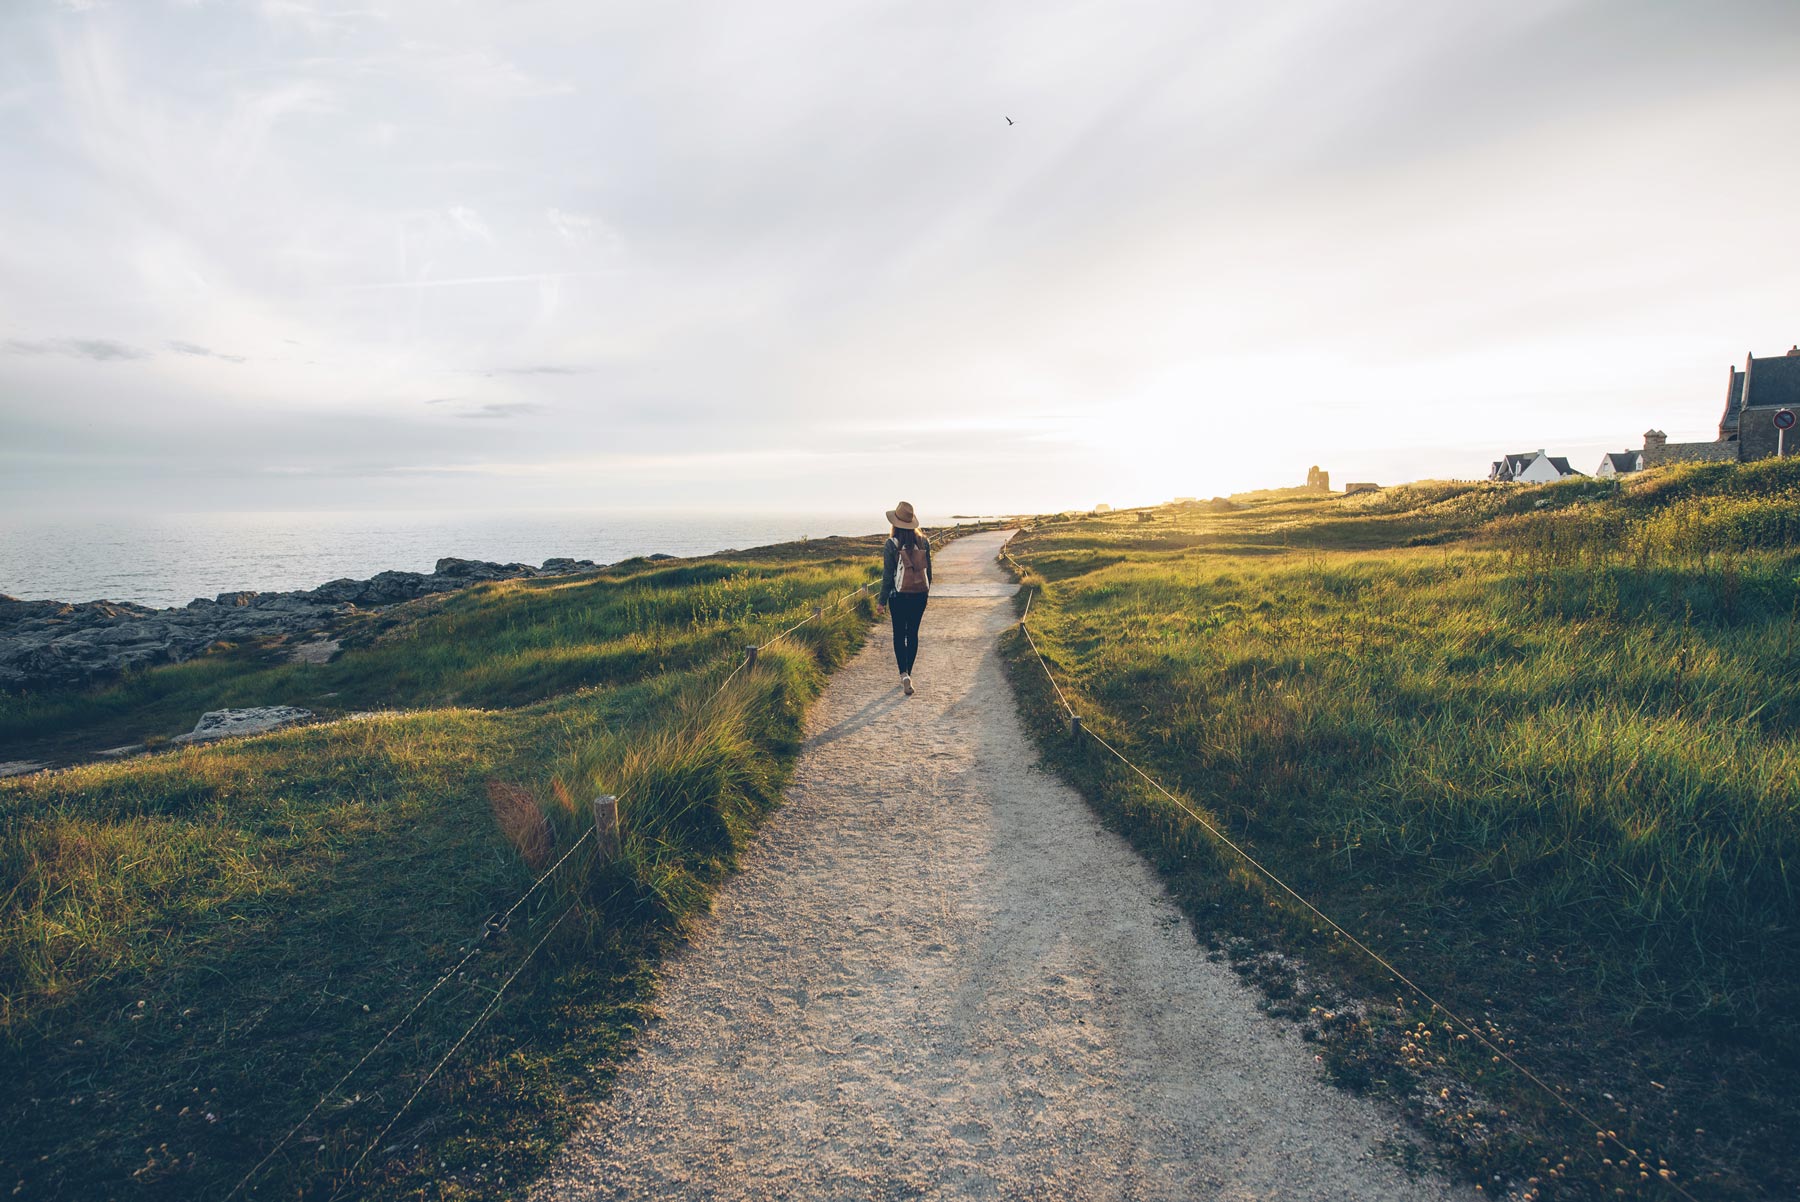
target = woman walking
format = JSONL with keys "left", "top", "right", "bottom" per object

{"left": 879, "top": 500, "right": 931, "bottom": 696}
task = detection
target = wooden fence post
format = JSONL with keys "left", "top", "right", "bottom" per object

{"left": 1068, "top": 714, "right": 1083, "bottom": 741}
{"left": 812, "top": 605, "right": 824, "bottom": 620}
{"left": 745, "top": 644, "right": 758, "bottom": 667}
{"left": 591, "top": 794, "right": 620, "bottom": 863}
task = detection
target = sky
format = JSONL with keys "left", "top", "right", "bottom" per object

{"left": 3, "top": 0, "right": 1799, "bottom": 518}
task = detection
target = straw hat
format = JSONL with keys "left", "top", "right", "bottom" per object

{"left": 885, "top": 500, "right": 921, "bottom": 530}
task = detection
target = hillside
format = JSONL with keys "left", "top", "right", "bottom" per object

{"left": 1000, "top": 459, "right": 1800, "bottom": 1201}
{"left": 0, "top": 534, "right": 898, "bottom": 1201}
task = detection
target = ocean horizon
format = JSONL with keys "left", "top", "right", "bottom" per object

{"left": 0, "top": 509, "right": 926, "bottom": 610}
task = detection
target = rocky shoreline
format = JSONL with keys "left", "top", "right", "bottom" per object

{"left": 0, "top": 555, "right": 605, "bottom": 691}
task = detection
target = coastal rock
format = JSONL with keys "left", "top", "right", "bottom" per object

{"left": 172, "top": 706, "right": 315, "bottom": 745}
{"left": 306, "top": 578, "right": 369, "bottom": 604}
{"left": 433, "top": 556, "right": 527, "bottom": 579}
{"left": 0, "top": 556, "right": 608, "bottom": 690}
{"left": 289, "top": 637, "right": 340, "bottom": 665}
{"left": 540, "top": 557, "right": 599, "bottom": 573}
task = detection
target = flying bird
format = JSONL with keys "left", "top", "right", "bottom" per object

{"left": 1005, "top": 116, "right": 1014, "bottom": 125}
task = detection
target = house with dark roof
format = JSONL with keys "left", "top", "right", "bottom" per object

{"left": 1717, "top": 345, "right": 1800, "bottom": 461}
{"left": 1595, "top": 451, "right": 1643, "bottom": 477}
{"left": 1489, "top": 450, "right": 1582, "bottom": 483}
{"left": 1641, "top": 345, "right": 1800, "bottom": 467}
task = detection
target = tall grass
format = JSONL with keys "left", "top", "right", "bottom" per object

{"left": 1002, "top": 470, "right": 1800, "bottom": 1199}
{"left": 0, "top": 537, "right": 886, "bottom": 1201}
{"left": 0, "top": 540, "right": 879, "bottom": 759}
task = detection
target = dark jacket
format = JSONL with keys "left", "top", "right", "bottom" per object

{"left": 879, "top": 535, "right": 931, "bottom": 606}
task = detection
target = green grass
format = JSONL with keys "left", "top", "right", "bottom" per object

{"left": 0, "top": 535, "right": 889, "bottom": 763}
{"left": 0, "top": 534, "right": 897, "bottom": 1201}
{"left": 1001, "top": 463, "right": 1800, "bottom": 1201}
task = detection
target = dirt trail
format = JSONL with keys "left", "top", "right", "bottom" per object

{"left": 536, "top": 530, "right": 1463, "bottom": 1200}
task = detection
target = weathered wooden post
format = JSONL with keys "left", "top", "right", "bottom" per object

{"left": 1069, "top": 714, "right": 1083, "bottom": 741}
{"left": 745, "top": 644, "right": 758, "bottom": 667}
{"left": 812, "top": 605, "right": 824, "bottom": 620}
{"left": 591, "top": 794, "right": 620, "bottom": 863}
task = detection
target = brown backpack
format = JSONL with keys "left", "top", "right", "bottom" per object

{"left": 895, "top": 540, "right": 930, "bottom": 593}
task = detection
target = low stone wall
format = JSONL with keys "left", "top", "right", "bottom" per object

{"left": 1641, "top": 440, "right": 1736, "bottom": 468}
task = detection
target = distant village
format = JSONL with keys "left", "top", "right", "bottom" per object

{"left": 1129, "top": 347, "right": 1798, "bottom": 514}
{"left": 1488, "top": 344, "right": 1800, "bottom": 482}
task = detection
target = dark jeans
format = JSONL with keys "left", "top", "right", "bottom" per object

{"left": 889, "top": 592, "right": 928, "bottom": 674}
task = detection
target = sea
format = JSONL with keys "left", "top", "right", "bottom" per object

{"left": 0, "top": 510, "right": 896, "bottom": 610}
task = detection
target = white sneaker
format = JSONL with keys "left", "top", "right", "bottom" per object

{"left": 901, "top": 673, "right": 915, "bottom": 696}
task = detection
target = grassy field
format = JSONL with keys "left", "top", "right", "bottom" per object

{"left": 0, "top": 534, "right": 898, "bottom": 1201}
{"left": 1000, "top": 461, "right": 1800, "bottom": 1201}
{"left": 0, "top": 540, "right": 892, "bottom": 764}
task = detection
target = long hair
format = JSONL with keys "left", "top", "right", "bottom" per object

{"left": 892, "top": 526, "right": 919, "bottom": 549}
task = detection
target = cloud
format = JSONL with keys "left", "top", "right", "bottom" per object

{"left": 6, "top": 0, "right": 1800, "bottom": 518}
{"left": 545, "top": 207, "right": 592, "bottom": 244}
{"left": 305, "top": 38, "right": 571, "bottom": 102}
{"left": 7, "top": 337, "right": 150, "bottom": 361}
{"left": 447, "top": 204, "right": 493, "bottom": 243}
{"left": 166, "top": 340, "right": 247, "bottom": 363}
{"left": 340, "top": 272, "right": 608, "bottom": 291}
{"left": 454, "top": 401, "right": 545, "bottom": 419}
{"left": 259, "top": 1, "right": 379, "bottom": 39}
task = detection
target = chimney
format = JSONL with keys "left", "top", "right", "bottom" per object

{"left": 1787, "top": 344, "right": 1799, "bottom": 356}
{"left": 1644, "top": 429, "right": 1668, "bottom": 451}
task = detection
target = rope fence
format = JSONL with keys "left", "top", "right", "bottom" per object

{"left": 329, "top": 905, "right": 581, "bottom": 1200}
{"left": 231, "top": 524, "right": 996, "bottom": 1196}
{"left": 238, "top": 532, "right": 1687, "bottom": 1200}
{"left": 1011, "top": 585, "right": 1699, "bottom": 1201}
{"left": 229, "top": 554, "right": 903, "bottom": 1199}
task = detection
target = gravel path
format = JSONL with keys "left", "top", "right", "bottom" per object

{"left": 535, "top": 530, "right": 1462, "bottom": 1200}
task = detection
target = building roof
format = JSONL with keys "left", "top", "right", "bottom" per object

{"left": 1502, "top": 452, "right": 1538, "bottom": 473}
{"left": 1598, "top": 452, "right": 1639, "bottom": 473}
{"left": 1489, "top": 453, "right": 1533, "bottom": 481}
{"left": 1489, "top": 450, "right": 1584, "bottom": 481}
{"left": 1743, "top": 349, "right": 1800, "bottom": 412}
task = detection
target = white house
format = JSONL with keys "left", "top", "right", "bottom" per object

{"left": 1489, "top": 450, "right": 1582, "bottom": 483}
{"left": 1595, "top": 451, "right": 1643, "bottom": 477}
